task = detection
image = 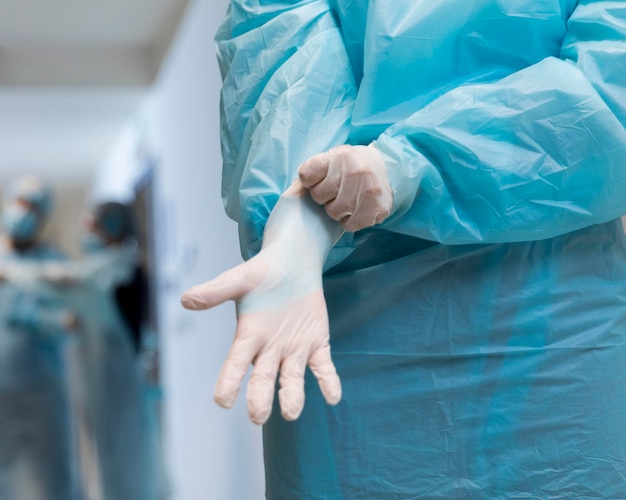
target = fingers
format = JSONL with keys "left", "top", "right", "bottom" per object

{"left": 213, "top": 331, "right": 258, "bottom": 411}
{"left": 247, "top": 353, "right": 280, "bottom": 425}
{"left": 299, "top": 145, "right": 392, "bottom": 232}
{"left": 326, "top": 195, "right": 356, "bottom": 222}
{"left": 302, "top": 150, "right": 343, "bottom": 205}
{"left": 278, "top": 355, "right": 307, "bottom": 421}
{"left": 335, "top": 198, "right": 391, "bottom": 232}
{"left": 300, "top": 146, "right": 353, "bottom": 207}
{"left": 308, "top": 344, "right": 342, "bottom": 405}
{"left": 283, "top": 178, "right": 307, "bottom": 198}
{"left": 216, "top": 342, "right": 341, "bottom": 423}
{"left": 298, "top": 151, "right": 330, "bottom": 189}
{"left": 181, "top": 262, "right": 255, "bottom": 310}
{"left": 325, "top": 176, "right": 386, "bottom": 231}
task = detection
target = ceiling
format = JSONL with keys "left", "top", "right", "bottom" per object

{"left": 0, "top": 0, "right": 190, "bottom": 182}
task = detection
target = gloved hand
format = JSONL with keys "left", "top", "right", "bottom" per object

{"left": 299, "top": 144, "right": 393, "bottom": 232}
{"left": 181, "top": 181, "right": 344, "bottom": 425}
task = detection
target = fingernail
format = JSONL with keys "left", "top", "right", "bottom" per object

{"left": 282, "top": 405, "right": 302, "bottom": 421}
{"left": 250, "top": 407, "right": 271, "bottom": 425}
{"left": 181, "top": 291, "right": 202, "bottom": 309}
{"left": 327, "top": 393, "right": 341, "bottom": 405}
{"left": 327, "top": 382, "right": 342, "bottom": 405}
{"left": 214, "top": 393, "right": 235, "bottom": 409}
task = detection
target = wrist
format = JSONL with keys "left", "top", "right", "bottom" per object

{"left": 370, "top": 136, "right": 426, "bottom": 223}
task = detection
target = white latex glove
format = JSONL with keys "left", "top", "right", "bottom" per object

{"left": 298, "top": 144, "right": 393, "bottom": 232}
{"left": 181, "top": 181, "right": 344, "bottom": 425}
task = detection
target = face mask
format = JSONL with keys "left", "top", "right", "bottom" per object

{"left": 81, "top": 232, "right": 106, "bottom": 253}
{"left": 2, "top": 205, "right": 39, "bottom": 242}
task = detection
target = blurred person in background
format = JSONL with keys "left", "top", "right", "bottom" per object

{"left": 86, "top": 202, "right": 147, "bottom": 355}
{"left": 40, "top": 201, "right": 151, "bottom": 500}
{"left": 0, "top": 175, "right": 80, "bottom": 500}
{"left": 0, "top": 199, "right": 154, "bottom": 499}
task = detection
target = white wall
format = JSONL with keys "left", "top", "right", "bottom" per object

{"left": 95, "top": 0, "right": 265, "bottom": 498}
{"left": 147, "top": 1, "right": 265, "bottom": 499}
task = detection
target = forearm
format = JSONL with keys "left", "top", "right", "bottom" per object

{"left": 217, "top": 2, "right": 356, "bottom": 261}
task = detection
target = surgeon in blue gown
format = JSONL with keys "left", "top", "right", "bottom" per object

{"left": 0, "top": 176, "right": 79, "bottom": 500}
{"left": 3, "top": 201, "right": 156, "bottom": 500}
{"left": 184, "top": 1, "right": 626, "bottom": 497}
{"left": 73, "top": 202, "right": 153, "bottom": 500}
{"left": 31, "top": 202, "right": 151, "bottom": 500}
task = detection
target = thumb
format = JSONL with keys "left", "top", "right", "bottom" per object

{"left": 181, "top": 262, "right": 255, "bottom": 310}
{"left": 298, "top": 152, "right": 330, "bottom": 188}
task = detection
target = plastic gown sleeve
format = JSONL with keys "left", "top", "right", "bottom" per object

{"left": 373, "top": 0, "right": 626, "bottom": 244}
{"left": 43, "top": 243, "right": 138, "bottom": 290}
{"left": 0, "top": 246, "right": 136, "bottom": 337}
{"left": 6, "top": 298, "right": 73, "bottom": 339}
{"left": 0, "top": 265, "right": 74, "bottom": 339}
{"left": 0, "top": 243, "right": 137, "bottom": 291}
{"left": 216, "top": 0, "right": 357, "bottom": 263}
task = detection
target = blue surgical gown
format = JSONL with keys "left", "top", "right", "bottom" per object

{"left": 70, "top": 246, "right": 153, "bottom": 500}
{"left": 216, "top": 1, "right": 626, "bottom": 497}
{"left": 8, "top": 244, "right": 154, "bottom": 500}
{"left": 0, "top": 244, "right": 78, "bottom": 500}
{"left": 8, "top": 242, "right": 158, "bottom": 500}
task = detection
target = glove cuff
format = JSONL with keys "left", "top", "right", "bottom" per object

{"left": 370, "top": 136, "right": 427, "bottom": 224}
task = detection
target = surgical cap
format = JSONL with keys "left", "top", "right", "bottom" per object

{"left": 4, "top": 175, "right": 53, "bottom": 217}
{"left": 94, "top": 202, "right": 134, "bottom": 240}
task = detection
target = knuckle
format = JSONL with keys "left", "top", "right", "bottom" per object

{"left": 346, "top": 164, "right": 370, "bottom": 177}
{"left": 226, "top": 350, "right": 250, "bottom": 368}
{"left": 331, "top": 145, "right": 352, "bottom": 158}
{"left": 364, "top": 184, "right": 383, "bottom": 198}
{"left": 375, "top": 208, "right": 391, "bottom": 224}
{"left": 325, "top": 207, "right": 343, "bottom": 221}
{"left": 310, "top": 186, "right": 328, "bottom": 203}
{"left": 249, "top": 367, "right": 276, "bottom": 385}
{"left": 298, "top": 163, "right": 313, "bottom": 180}
{"left": 280, "top": 372, "right": 304, "bottom": 387}
{"left": 330, "top": 146, "right": 353, "bottom": 167}
{"left": 219, "top": 371, "right": 241, "bottom": 387}
{"left": 327, "top": 200, "right": 352, "bottom": 217}
{"left": 343, "top": 218, "right": 363, "bottom": 232}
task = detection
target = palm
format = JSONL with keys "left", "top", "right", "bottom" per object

{"left": 181, "top": 185, "right": 343, "bottom": 424}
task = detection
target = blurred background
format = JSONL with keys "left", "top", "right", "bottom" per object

{"left": 0, "top": 0, "right": 264, "bottom": 498}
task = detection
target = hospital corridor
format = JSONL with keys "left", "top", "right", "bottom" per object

{"left": 0, "top": 1, "right": 263, "bottom": 498}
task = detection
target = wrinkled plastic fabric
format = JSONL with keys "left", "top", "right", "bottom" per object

{"left": 216, "top": 0, "right": 626, "bottom": 497}
{"left": 0, "top": 245, "right": 79, "bottom": 500}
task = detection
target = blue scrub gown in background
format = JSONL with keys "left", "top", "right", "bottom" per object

{"left": 4, "top": 243, "right": 158, "bottom": 500}
{"left": 0, "top": 244, "right": 78, "bottom": 500}
{"left": 29, "top": 244, "right": 153, "bottom": 500}
{"left": 216, "top": 0, "right": 626, "bottom": 497}
{"left": 69, "top": 245, "right": 153, "bottom": 500}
